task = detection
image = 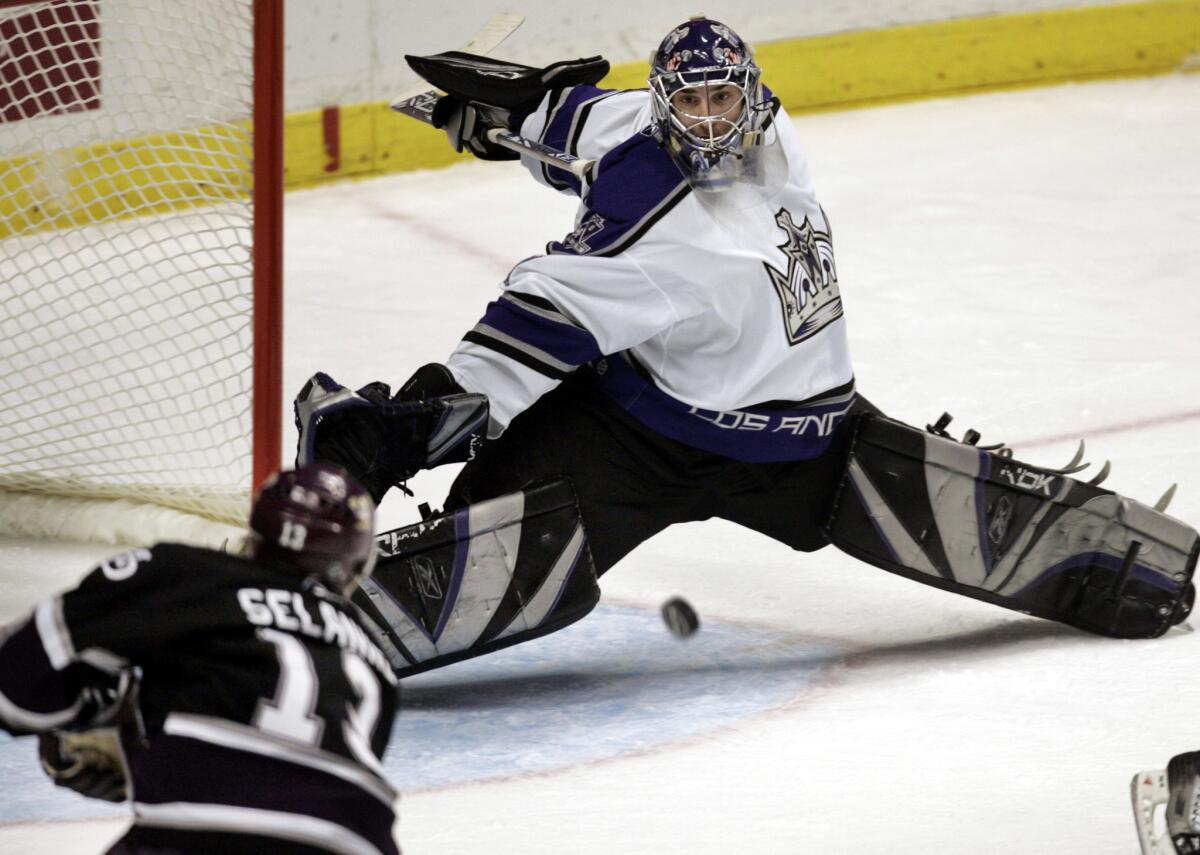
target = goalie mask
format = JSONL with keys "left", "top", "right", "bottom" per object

{"left": 649, "top": 18, "right": 774, "bottom": 190}
{"left": 249, "top": 463, "right": 377, "bottom": 594}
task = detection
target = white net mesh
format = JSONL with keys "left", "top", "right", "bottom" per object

{"left": 0, "top": 0, "right": 260, "bottom": 528}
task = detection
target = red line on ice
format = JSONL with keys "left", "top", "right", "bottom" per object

{"left": 1010, "top": 408, "right": 1200, "bottom": 452}
{"left": 368, "top": 203, "right": 514, "bottom": 273}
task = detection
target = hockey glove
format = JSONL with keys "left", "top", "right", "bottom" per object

{"left": 39, "top": 729, "right": 127, "bottom": 802}
{"left": 407, "top": 52, "right": 610, "bottom": 161}
{"left": 432, "top": 96, "right": 519, "bottom": 161}
{"left": 294, "top": 372, "right": 488, "bottom": 503}
{"left": 395, "top": 362, "right": 466, "bottom": 401}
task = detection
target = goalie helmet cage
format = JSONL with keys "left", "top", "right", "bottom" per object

{"left": 0, "top": 0, "right": 283, "bottom": 541}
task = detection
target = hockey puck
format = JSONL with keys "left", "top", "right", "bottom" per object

{"left": 661, "top": 597, "right": 700, "bottom": 638}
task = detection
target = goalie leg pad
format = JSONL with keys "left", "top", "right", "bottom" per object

{"left": 826, "top": 414, "right": 1198, "bottom": 639}
{"left": 353, "top": 479, "right": 600, "bottom": 677}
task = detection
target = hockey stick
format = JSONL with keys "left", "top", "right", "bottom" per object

{"left": 390, "top": 97, "right": 594, "bottom": 181}
{"left": 485, "top": 128, "right": 594, "bottom": 180}
{"left": 388, "top": 14, "right": 595, "bottom": 181}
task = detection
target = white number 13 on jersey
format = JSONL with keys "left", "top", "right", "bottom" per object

{"left": 279, "top": 520, "right": 308, "bottom": 550}
{"left": 254, "top": 628, "right": 385, "bottom": 774}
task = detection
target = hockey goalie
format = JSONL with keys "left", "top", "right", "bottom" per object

{"left": 292, "top": 16, "right": 1197, "bottom": 677}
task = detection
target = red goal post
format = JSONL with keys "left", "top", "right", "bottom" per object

{"left": 0, "top": 0, "right": 283, "bottom": 541}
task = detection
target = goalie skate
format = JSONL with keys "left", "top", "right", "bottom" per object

{"left": 1133, "top": 752, "right": 1200, "bottom": 854}
{"left": 1134, "top": 769, "right": 1173, "bottom": 854}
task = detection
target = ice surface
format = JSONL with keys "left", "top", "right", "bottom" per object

{"left": 2, "top": 72, "right": 1198, "bottom": 854}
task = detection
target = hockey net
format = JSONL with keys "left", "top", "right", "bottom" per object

{"left": 0, "top": 0, "right": 282, "bottom": 543}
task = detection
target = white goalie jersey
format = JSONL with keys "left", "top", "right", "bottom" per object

{"left": 446, "top": 85, "right": 856, "bottom": 463}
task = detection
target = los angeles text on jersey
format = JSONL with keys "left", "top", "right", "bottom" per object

{"left": 687, "top": 401, "right": 853, "bottom": 435}
{"left": 237, "top": 587, "right": 393, "bottom": 678}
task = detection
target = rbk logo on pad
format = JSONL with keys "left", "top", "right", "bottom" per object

{"left": 987, "top": 495, "right": 1015, "bottom": 545}
{"left": 412, "top": 556, "right": 444, "bottom": 600}
{"left": 762, "top": 207, "right": 843, "bottom": 345}
{"left": 997, "top": 464, "right": 1057, "bottom": 496}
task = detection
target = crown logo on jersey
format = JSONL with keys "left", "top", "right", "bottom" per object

{"left": 562, "top": 213, "right": 606, "bottom": 254}
{"left": 762, "top": 207, "right": 842, "bottom": 345}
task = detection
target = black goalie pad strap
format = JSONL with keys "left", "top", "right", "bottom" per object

{"left": 353, "top": 479, "right": 600, "bottom": 677}
{"left": 405, "top": 51, "right": 610, "bottom": 111}
{"left": 826, "top": 414, "right": 1199, "bottom": 639}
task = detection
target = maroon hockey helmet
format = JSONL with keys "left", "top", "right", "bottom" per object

{"left": 248, "top": 463, "right": 377, "bottom": 593}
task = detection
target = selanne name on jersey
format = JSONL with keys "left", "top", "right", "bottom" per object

{"left": 237, "top": 587, "right": 394, "bottom": 680}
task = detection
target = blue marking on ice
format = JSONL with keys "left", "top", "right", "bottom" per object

{"left": 0, "top": 738, "right": 130, "bottom": 822}
{"left": 0, "top": 603, "right": 835, "bottom": 820}
{"left": 384, "top": 603, "right": 836, "bottom": 790}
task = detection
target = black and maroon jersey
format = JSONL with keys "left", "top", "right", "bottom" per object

{"left": 0, "top": 543, "right": 400, "bottom": 855}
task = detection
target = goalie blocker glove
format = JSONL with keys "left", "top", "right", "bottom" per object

{"left": 294, "top": 368, "right": 488, "bottom": 503}
{"left": 406, "top": 51, "right": 609, "bottom": 160}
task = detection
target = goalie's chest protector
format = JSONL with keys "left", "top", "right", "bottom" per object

{"left": 636, "top": 179, "right": 851, "bottom": 399}
{"left": 554, "top": 123, "right": 855, "bottom": 459}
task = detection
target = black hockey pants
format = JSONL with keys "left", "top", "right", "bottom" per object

{"left": 446, "top": 370, "right": 879, "bottom": 574}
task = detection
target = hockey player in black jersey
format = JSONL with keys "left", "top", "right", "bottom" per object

{"left": 0, "top": 463, "right": 400, "bottom": 855}
{"left": 294, "top": 19, "right": 1197, "bottom": 677}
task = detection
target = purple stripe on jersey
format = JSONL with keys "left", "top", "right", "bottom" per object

{"left": 130, "top": 734, "right": 398, "bottom": 854}
{"left": 479, "top": 299, "right": 602, "bottom": 367}
{"left": 593, "top": 357, "right": 855, "bottom": 462}
{"left": 540, "top": 85, "right": 610, "bottom": 192}
{"left": 548, "top": 135, "right": 687, "bottom": 258}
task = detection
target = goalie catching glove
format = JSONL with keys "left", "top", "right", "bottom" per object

{"left": 294, "top": 366, "right": 488, "bottom": 503}
{"left": 405, "top": 51, "right": 610, "bottom": 160}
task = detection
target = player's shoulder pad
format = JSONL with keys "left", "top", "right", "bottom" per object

{"left": 548, "top": 131, "right": 689, "bottom": 258}
{"left": 586, "top": 130, "right": 686, "bottom": 222}
{"left": 84, "top": 542, "right": 247, "bottom": 586}
{"left": 150, "top": 542, "right": 270, "bottom": 580}
{"left": 78, "top": 546, "right": 157, "bottom": 587}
